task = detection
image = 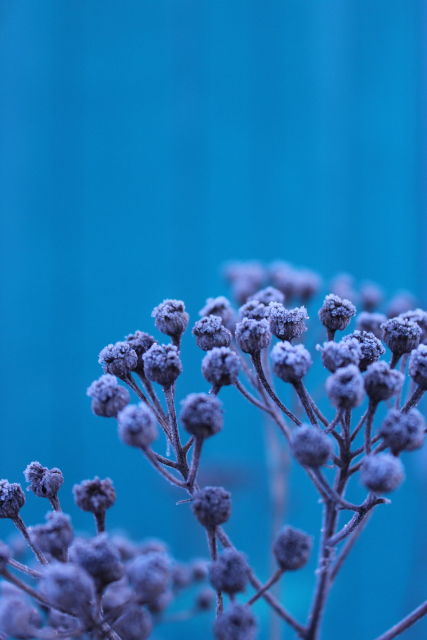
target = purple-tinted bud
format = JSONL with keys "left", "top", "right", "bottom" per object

{"left": 291, "top": 425, "right": 332, "bottom": 467}
{"left": 330, "top": 274, "right": 358, "bottom": 304}
{"left": 87, "top": 374, "right": 130, "bottom": 418}
{"left": 199, "top": 297, "right": 234, "bottom": 329}
{"left": 387, "top": 291, "right": 417, "bottom": 319}
{"left": 408, "top": 344, "right": 427, "bottom": 389}
{"left": 248, "top": 286, "right": 285, "bottom": 306}
{"left": 224, "top": 261, "right": 266, "bottom": 304}
{"left": 127, "top": 552, "right": 171, "bottom": 604}
{"left": 317, "top": 339, "right": 361, "bottom": 373}
{"left": 73, "top": 477, "right": 116, "bottom": 516}
{"left": 0, "top": 541, "right": 11, "bottom": 573}
{"left": 268, "top": 261, "right": 298, "bottom": 300}
{"left": 360, "top": 282, "right": 383, "bottom": 312}
{"left": 41, "top": 562, "right": 95, "bottom": 616}
{"left": 294, "top": 269, "right": 322, "bottom": 302}
{"left": 69, "top": 534, "right": 125, "bottom": 589}
{"left": 142, "top": 343, "right": 183, "bottom": 386}
{"left": 191, "top": 558, "right": 210, "bottom": 581}
{"left": 210, "top": 548, "right": 250, "bottom": 595}
{"left": 30, "top": 512, "right": 73, "bottom": 561}
{"left": 364, "top": 361, "right": 404, "bottom": 402}
{"left": 48, "top": 609, "right": 80, "bottom": 634}
{"left": 379, "top": 409, "right": 424, "bottom": 455}
{"left": 117, "top": 403, "right": 158, "bottom": 449}
{"left": 235, "top": 318, "right": 272, "bottom": 354}
{"left": 0, "top": 481, "right": 25, "bottom": 519}
{"left": 360, "top": 454, "right": 404, "bottom": 493}
{"left": 0, "top": 597, "right": 42, "bottom": 640}
{"left": 24, "top": 462, "right": 63, "bottom": 500}
{"left": 326, "top": 365, "right": 365, "bottom": 410}
{"left": 356, "top": 312, "right": 388, "bottom": 340}
{"left": 152, "top": 299, "right": 189, "bottom": 340}
{"left": 399, "top": 309, "right": 427, "bottom": 343}
{"left": 180, "top": 393, "right": 223, "bottom": 440}
{"left": 192, "top": 316, "right": 231, "bottom": 351}
{"left": 381, "top": 318, "right": 421, "bottom": 356}
{"left": 270, "top": 342, "right": 312, "bottom": 383}
{"left": 171, "top": 562, "right": 192, "bottom": 590}
{"left": 318, "top": 294, "right": 356, "bottom": 333}
{"left": 213, "top": 603, "right": 257, "bottom": 640}
{"left": 110, "top": 534, "right": 137, "bottom": 562}
{"left": 147, "top": 589, "right": 173, "bottom": 614}
{"left": 192, "top": 486, "right": 232, "bottom": 529}
{"left": 202, "top": 347, "right": 240, "bottom": 387}
{"left": 342, "top": 331, "right": 385, "bottom": 372}
{"left": 268, "top": 304, "right": 308, "bottom": 342}
{"left": 273, "top": 525, "right": 312, "bottom": 571}
{"left": 239, "top": 300, "right": 268, "bottom": 321}
{"left": 195, "top": 586, "right": 215, "bottom": 611}
{"left": 125, "top": 331, "right": 157, "bottom": 371}
{"left": 99, "top": 342, "right": 138, "bottom": 378}
{"left": 102, "top": 581, "right": 133, "bottom": 615}
{"left": 113, "top": 603, "right": 153, "bottom": 640}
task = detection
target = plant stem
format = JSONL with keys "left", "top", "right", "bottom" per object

{"left": 372, "top": 599, "right": 427, "bottom": 640}
{"left": 187, "top": 438, "right": 203, "bottom": 488}
{"left": 7, "top": 558, "right": 42, "bottom": 579}
{"left": 206, "top": 527, "right": 223, "bottom": 616}
{"left": 12, "top": 515, "right": 48, "bottom": 566}
{"left": 364, "top": 401, "right": 378, "bottom": 454}
{"left": 401, "top": 385, "right": 425, "bottom": 413}
{"left": 293, "top": 380, "right": 319, "bottom": 426}
{"left": 247, "top": 568, "right": 284, "bottom": 606}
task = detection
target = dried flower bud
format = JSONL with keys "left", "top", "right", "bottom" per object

{"left": 0, "top": 596, "right": 42, "bottom": 640}
{"left": 364, "top": 361, "right": 404, "bottom": 402}
{"left": 191, "top": 558, "right": 210, "bottom": 581}
{"left": 213, "top": 603, "right": 257, "bottom": 640}
{"left": 330, "top": 273, "right": 358, "bottom": 303}
{"left": 294, "top": 269, "right": 322, "bottom": 302}
{"left": 326, "top": 365, "right": 365, "bottom": 409}
{"left": 270, "top": 342, "right": 312, "bottom": 383}
{"left": 248, "top": 286, "right": 285, "bottom": 306}
{"left": 180, "top": 393, "right": 223, "bottom": 440}
{"left": 195, "top": 586, "right": 215, "bottom": 611}
{"left": 113, "top": 603, "right": 153, "bottom": 640}
{"left": 192, "top": 486, "right": 232, "bottom": 529}
{"left": 268, "top": 304, "right": 308, "bottom": 342}
{"left": 342, "top": 331, "right": 385, "bottom": 372}
{"left": 387, "top": 291, "right": 417, "bottom": 319}
{"left": 235, "top": 318, "right": 272, "bottom": 354}
{"left": 318, "top": 294, "right": 356, "bottom": 333}
{"left": 192, "top": 316, "right": 231, "bottom": 351}
{"left": 87, "top": 374, "right": 130, "bottom": 418}
{"left": 360, "top": 454, "right": 404, "bottom": 493}
{"left": 291, "top": 425, "right": 332, "bottom": 467}
{"left": 147, "top": 589, "right": 173, "bottom": 614}
{"left": 360, "top": 282, "right": 383, "bottom": 312}
{"left": 0, "top": 541, "right": 11, "bottom": 573}
{"left": 31, "top": 512, "right": 73, "bottom": 561}
{"left": 224, "top": 261, "right": 266, "bottom": 304}
{"left": 117, "top": 403, "right": 158, "bottom": 449}
{"left": 48, "top": 609, "right": 80, "bottom": 634}
{"left": 41, "top": 562, "right": 95, "bottom": 616}
{"left": 73, "top": 477, "right": 116, "bottom": 516}
{"left": 239, "top": 300, "right": 268, "bottom": 321}
{"left": 356, "top": 312, "right": 388, "bottom": 340}
{"left": 24, "top": 462, "right": 64, "bottom": 500}
{"left": 125, "top": 331, "right": 157, "bottom": 371}
{"left": 317, "top": 339, "right": 361, "bottom": 373}
{"left": 399, "top": 309, "right": 427, "bottom": 343}
{"left": 408, "top": 344, "right": 427, "bottom": 389}
{"left": 381, "top": 318, "right": 421, "bottom": 356}
{"left": 142, "top": 343, "right": 183, "bottom": 386}
{"left": 69, "top": 534, "right": 125, "bottom": 589}
{"left": 102, "top": 581, "right": 133, "bottom": 615}
{"left": 0, "top": 480, "right": 25, "bottom": 519}
{"left": 379, "top": 409, "right": 425, "bottom": 455}
{"left": 152, "top": 299, "right": 189, "bottom": 341}
{"left": 273, "top": 525, "right": 311, "bottom": 571}
{"left": 171, "top": 562, "right": 192, "bottom": 590}
{"left": 99, "top": 342, "right": 138, "bottom": 378}
{"left": 209, "top": 548, "right": 250, "bottom": 595}
{"left": 127, "top": 551, "right": 171, "bottom": 603}
{"left": 202, "top": 347, "right": 240, "bottom": 387}
{"left": 268, "top": 261, "right": 298, "bottom": 300}
{"left": 199, "top": 297, "right": 234, "bottom": 329}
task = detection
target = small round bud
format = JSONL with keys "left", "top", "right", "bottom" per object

{"left": 195, "top": 586, "right": 215, "bottom": 611}
{"left": 113, "top": 603, "right": 153, "bottom": 640}
{"left": 248, "top": 286, "right": 284, "bottom": 306}
{"left": 270, "top": 342, "right": 312, "bottom": 383}
{"left": 239, "top": 300, "right": 268, "bottom": 321}
{"left": 151, "top": 299, "right": 189, "bottom": 340}
{"left": 191, "top": 558, "right": 210, "bottom": 581}
{"left": 268, "top": 261, "right": 298, "bottom": 300}
{"left": 192, "top": 316, "right": 232, "bottom": 351}
{"left": 127, "top": 551, "right": 171, "bottom": 604}
{"left": 330, "top": 273, "right": 358, "bottom": 304}
{"left": 294, "top": 269, "right": 322, "bottom": 302}
{"left": 235, "top": 318, "right": 272, "bottom": 354}
{"left": 381, "top": 318, "right": 421, "bottom": 356}
{"left": 73, "top": 477, "right": 116, "bottom": 516}
{"left": 387, "top": 291, "right": 417, "bottom": 319}
{"left": 360, "top": 282, "right": 383, "bottom": 312}
{"left": 87, "top": 374, "right": 130, "bottom": 418}
{"left": 224, "top": 261, "right": 266, "bottom": 304}
{"left": 379, "top": 408, "right": 425, "bottom": 455}
{"left": 0, "top": 481, "right": 25, "bottom": 519}
{"left": 117, "top": 403, "right": 158, "bottom": 449}
{"left": 326, "top": 365, "right": 365, "bottom": 409}
{"left": 209, "top": 548, "right": 250, "bottom": 595}
{"left": 171, "top": 562, "right": 192, "bottom": 590}
{"left": 147, "top": 590, "right": 173, "bottom": 615}
{"left": 273, "top": 525, "right": 311, "bottom": 571}
{"left": 0, "top": 541, "right": 11, "bottom": 573}
{"left": 360, "top": 454, "right": 404, "bottom": 493}
{"left": 192, "top": 486, "right": 232, "bottom": 529}
{"left": 69, "top": 534, "right": 125, "bottom": 589}
{"left": 98, "top": 342, "right": 138, "bottom": 378}
{"left": 213, "top": 603, "right": 257, "bottom": 640}
{"left": 318, "top": 294, "right": 356, "bottom": 333}
{"left": 408, "top": 344, "right": 427, "bottom": 389}
{"left": 342, "top": 331, "right": 385, "bottom": 372}
{"left": 0, "top": 596, "right": 42, "bottom": 640}
{"left": 24, "top": 462, "right": 64, "bottom": 500}
{"left": 125, "top": 331, "right": 157, "bottom": 371}
{"left": 399, "top": 309, "right": 427, "bottom": 343}
{"left": 31, "top": 512, "right": 73, "bottom": 561}
{"left": 180, "top": 393, "right": 223, "bottom": 440}
{"left": 41, "top": 562, "right": 95, "bottom": 616}
{"left": 202, "top": 347, "right": 240, "bottom": 387}
{"left": 142, "top": 343, "right": 183, "bottom": 386}
{"left": 199, "top": 297, "right": 234, "bottom": 329}
{"left": 267, "top": 304, "right": 308, "bottom": 342}
{"left": 356, "top": 312, "right": 388, "bottom": 340}
{"left": 291, "top": 425, "right": 332, "bottom": 467}
{"left": 317, "top": 339, "right": 361, "bottom": 373}
{"left": 364, "top": 361, "right": 404, "bottom": 402}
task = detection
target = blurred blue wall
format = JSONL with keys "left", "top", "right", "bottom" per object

{"left": 0, "top": 1, "right": 425, "bottom": 639}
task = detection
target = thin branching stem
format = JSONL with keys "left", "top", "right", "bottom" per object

{"left": 247, "top": 568, "right": 284, "bottom": 606}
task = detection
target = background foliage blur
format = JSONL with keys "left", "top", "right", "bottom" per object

{"left": 0, "top": 1, "right": 426, "bottom": 638}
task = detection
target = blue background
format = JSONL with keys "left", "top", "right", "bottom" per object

{"left": 1, "top": 1, "right": 426, "bottom": 638}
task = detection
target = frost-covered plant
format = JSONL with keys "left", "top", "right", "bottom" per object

{"left": 0, "top": 262, "right": 427, "bottom": 640}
